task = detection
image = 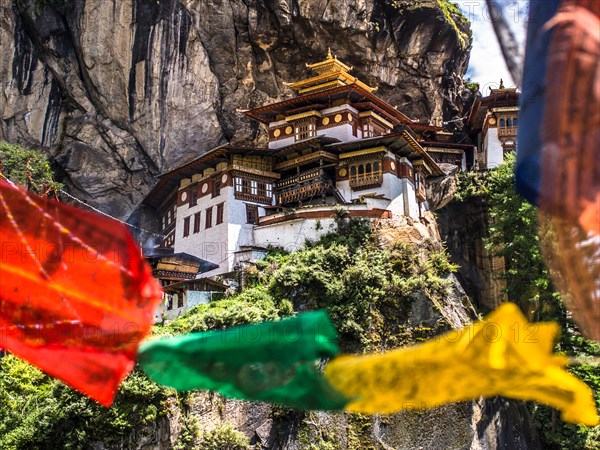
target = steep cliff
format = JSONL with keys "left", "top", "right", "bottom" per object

{"left": 0, "top": 0, "right": 472, "bottom": 217}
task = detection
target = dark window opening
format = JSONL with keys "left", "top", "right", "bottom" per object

{"left": 205, "top": 207, "right": 213, "bottom": 229}
{"left": 183, "top": 216, "right": 190, "bottom": 237}
{"left": 190, "top": 189, "right": 198, "bottom": 207}
{"left": 216, "top": 202, "right": 224, "bottom": 225}
{"left": 193, "top": 212, "right": 201, "bottom": 233}
{"left": 246, "top": 204, "right": 258, "bottom": 224}
{"left": 212, "top": 179, "right": 221, "bottom": 198}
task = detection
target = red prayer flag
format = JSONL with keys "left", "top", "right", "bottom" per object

{"left": 0, "top": 179, "right": 162, "bottom": 406}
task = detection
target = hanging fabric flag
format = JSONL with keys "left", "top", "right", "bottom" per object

{"left": 138, "top": 311, "right": 350, "bottom": 410}
{"left": 517, "top": 0, "right": 599, "bottom": 340}
{"left": 324, "top": 303, "right": 599, "bottom": 426}
{"left": 0, "top": 179, "right": 162, "bottom": 406}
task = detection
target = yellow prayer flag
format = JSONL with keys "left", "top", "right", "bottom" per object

{"left": 324, "top": 303, "right": 599, "bottom": 426}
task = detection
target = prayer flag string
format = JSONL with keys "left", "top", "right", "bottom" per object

{"left": 324, "top": 303, "right": 598, "bottom": 426}
{"left": 0, "top": 179, "right": 162, "bottom": 406}
{"left": 138, "top": 311, "right": 350, "bottom": 410}
{"left": 139, "top": 306, "right": 598, "bottom": 426}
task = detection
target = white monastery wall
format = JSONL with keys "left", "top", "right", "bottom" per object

{"left": 321, "top": 104, "right": 359, "bottom": 116}
{"left": 323, "top": 123, "right": 357, "bottom": 142}
{"left": 268, "top": 136, "right": 295, "bottom": 149}
{"left": 254, "top": 216, "right": 337, "bottom": 251}
{"left": 484, "top": 127, "right": 504, "bottom": 169}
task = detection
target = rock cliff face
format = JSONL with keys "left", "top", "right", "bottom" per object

{"left": 437, "top": 197, "right": 509, "bottom": 312}
{"left": 1, "top": 0, "right": 472, "bottom": 217}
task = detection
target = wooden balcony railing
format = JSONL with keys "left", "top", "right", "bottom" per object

{"left": 498, "top": 127, "right": 517, "bottom": 137}
{"left": 277, "top": 168, "right": 323, "bottom": 189}
{"left": 276, "top": 175, "right": 332, "bottom": 204}
{"left": 349, "top": 172, "right": 383, "bottom": 189}
{"left": 234, "top": 191, "right": 273, "bottom": 204}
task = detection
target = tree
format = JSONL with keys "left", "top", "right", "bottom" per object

{"left": 0, "top": 141, "right": 62, "bottom": 195}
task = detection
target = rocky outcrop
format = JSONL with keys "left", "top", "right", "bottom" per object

{"left": 427, "top": 162, "right": 459, "bottom": 210}
{"left": 129, "top": 393, "right": 540, "bottom": 450}
{"left": 437, "top": 196, "right": 508, "bottom": 312}
{"left": 1, "top": 0, "right": 472, "bottom": 217}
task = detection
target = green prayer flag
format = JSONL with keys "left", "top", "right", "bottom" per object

{"left": 138, "top": 311, "right": 349, "bottom": 410}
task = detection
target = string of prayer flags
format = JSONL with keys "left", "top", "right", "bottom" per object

{"left": 138, "top": 311, "right": 350, "bottom": 410}
{"left": 324, "top": 303, "right": 599, "bottom": 426}
{"left": 0, "top": 179, "right": 163, "bottom": 406}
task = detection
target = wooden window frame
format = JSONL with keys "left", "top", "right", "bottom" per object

{"left": 183, "top": 216, "right": 190, "bottom": 237}
{"left": 246, "top": 204, "right": 258, "bottom": 225}
{"left": 294, "top": 119, "right": 316, "bottom": 142}
{"left": 193, "top": 212, "right": 201, "bottom": 233}
{"left": 216, "top": 202, "right": 224, "bottom": 225}
{"left": 189, "top": 189, "right": 198, "bottom": 207}
{"left": 349, "top": 159, "right": 383, "bottom": 189}
{"left": 205, "top": 206, "right": 213, "bottom": 229}
{"left": 212, "top": 178, "right": 221, "bottom": 198}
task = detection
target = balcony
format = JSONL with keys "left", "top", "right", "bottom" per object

{"left": 234, "top": 191, "right": 272, "bottom": 204}
{"left": 276, "top": 170, "right": 332, "bottom": 204}
{"left": 277, "top": 168, "right": 324, "bottom": 189}
{"left": 349, "top": 173, "right": 383, "bottom": 190}
{"left": 498, "top": 127, "right": 517, "bottom": 137}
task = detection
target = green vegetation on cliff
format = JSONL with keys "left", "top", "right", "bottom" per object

{"left": 0, "top": 141, "right": 62, "bottom": 194}
{"left": 0, "top": 212, "right": 460, "bottom": 449}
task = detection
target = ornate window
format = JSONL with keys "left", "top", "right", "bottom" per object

{"left": 294, "top": 120, "right": 316, "bottom": 141}
{"left": 246, "top": 204, "right": 258, "bottom": 224}
{"left": 498, "top": 116, "right": 518, "bottom": 137}
{"left": 414, "top": 170, "right": 427, "bottom": 202}
{"left": 163, "top": 231, "right": 175, "bottom": 248}
{"left": 348, "top": 159, "right": 383, "bottom": 189}
{"left": 234, "top": 177, "right": 273, "bottom": 204}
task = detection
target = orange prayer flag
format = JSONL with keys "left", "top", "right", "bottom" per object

{"left": 0, "top": 179, "right": 162, "bottom": 406}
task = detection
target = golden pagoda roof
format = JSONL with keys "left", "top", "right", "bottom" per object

{"left": 286, "top": 49, "right": 377, "bottom": 95}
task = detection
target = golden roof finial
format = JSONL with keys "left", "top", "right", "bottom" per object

{"left": 499, "top": 78, "right": 505, "bottom": 89}
{"left": 327, "top": 47, "right": 333, "bottom": 60}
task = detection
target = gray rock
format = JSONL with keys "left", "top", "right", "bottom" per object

{"left": 1, "top": 0, "right": 472, "bottom": 218}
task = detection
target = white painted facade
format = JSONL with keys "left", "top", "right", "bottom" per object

{"left": 268, "top": 104, "right": 364, "bottom": 150}
{"left": 254, "top": 215, "right": 338, "bottom": 251}
{"left": 174, "top": 183, "right": 273, "bottom": 276}
{"left": 157, "top": 290, "right": 222, "bottom": 321}
{"left": 170, "top": 149, "right": 426, "bottom": 276}
{"left": 483, "top": 127, "right": 505, "bottom": 169}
